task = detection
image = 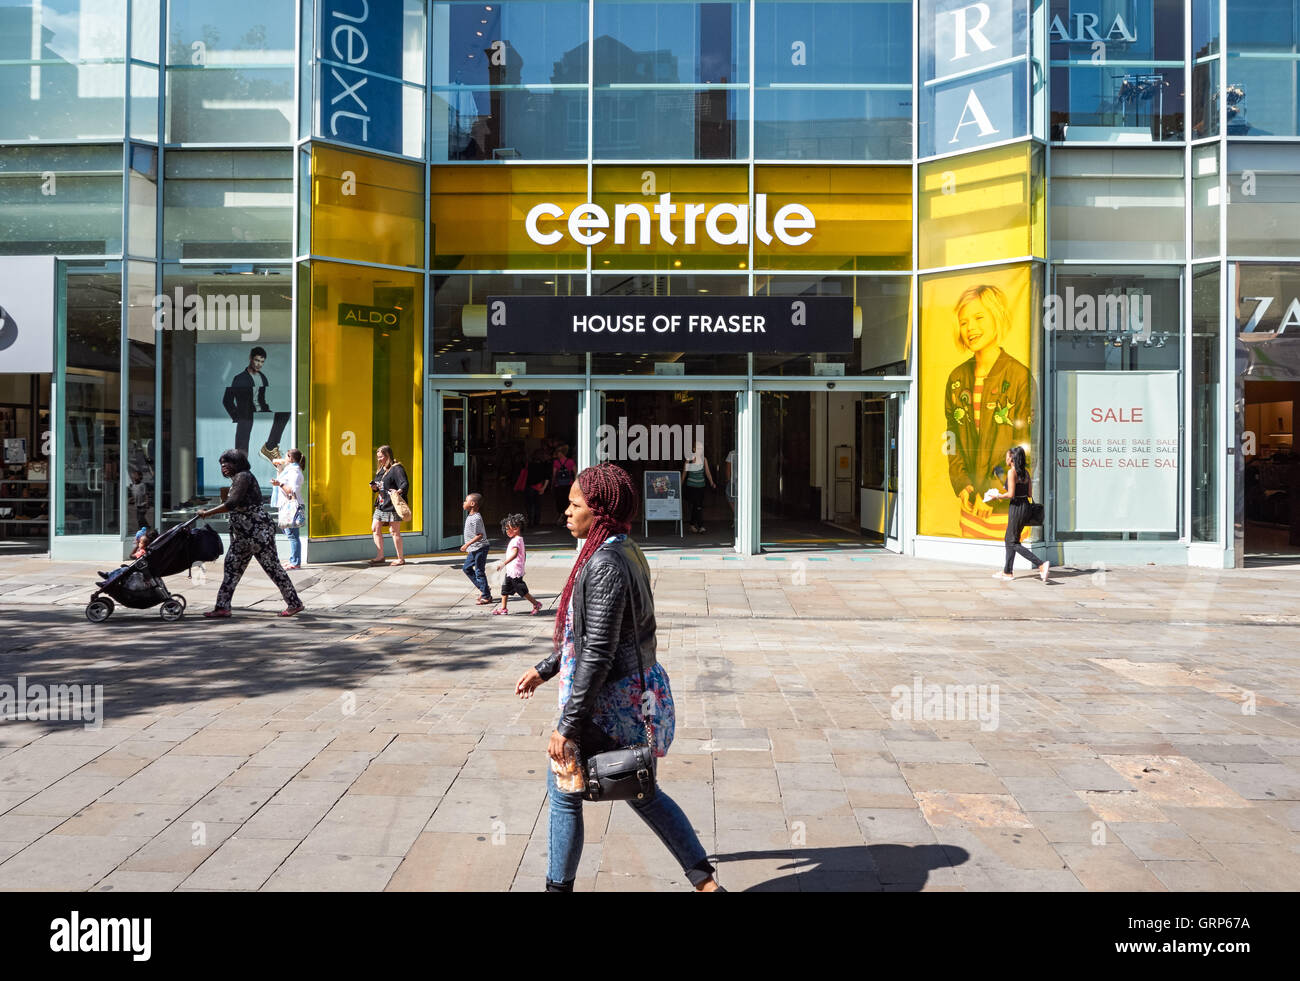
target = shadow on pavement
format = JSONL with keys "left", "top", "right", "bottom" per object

{"left": 714, "top": 843, "right": 968, "bottom": 892}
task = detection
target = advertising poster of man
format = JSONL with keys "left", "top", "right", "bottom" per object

{"left": 195, "top": 343, "right": 291, "bottom": 497}
{"left": 919, "top": 264, "right": 1040, "bottom": 540}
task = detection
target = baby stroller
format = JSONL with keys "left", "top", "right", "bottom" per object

{"left": 85, "top": 515, "right": 224, "bottom": 624}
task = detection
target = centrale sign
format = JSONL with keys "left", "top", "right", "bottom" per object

{"left": 524, "top": 193, "right": 816, "bottom": 248}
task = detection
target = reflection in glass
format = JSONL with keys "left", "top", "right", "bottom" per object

{"left": 0, "top": 145, "right": 124, "bottom": 256}
{"left": 1192, "top": 144, "right": 1220, "bottom": 259}
{"left": 754, "top": 0, "right": 911, "bottom": 159}
{"left": 1049, "top": 0, "right": 1185, "bottom": 142}
{"left": 162, "top": 150, "right": 293, "bottom": 259}
{"left": 432, "top": 0, "right": 588, "bottom": 160}
{"left": 1227, "top": 0, "right": 1300, "bottom": 137}
{"left": 1227, "top": 145, "right": 1300, "bottom": 257}
{"left": 165, "top": 0, "right": 294, "bottom": 143}
{"left": 0, "top": 0, "right": 127, "bottom": 141}
{"left": 1050, "top": 148, "right": 1184, "bottom": 260}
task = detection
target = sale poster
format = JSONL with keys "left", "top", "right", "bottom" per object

{"left": 1055, "top": 371, "right": 1179, "bottom": 532}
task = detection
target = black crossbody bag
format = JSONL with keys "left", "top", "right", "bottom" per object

{"left": 580, "top": 549, "right": 658, "bottom": 803}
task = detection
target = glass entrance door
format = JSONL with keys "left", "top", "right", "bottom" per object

{"left": 439, "top": 392, "right": 467, "bottom": 550}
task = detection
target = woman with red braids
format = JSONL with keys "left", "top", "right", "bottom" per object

{"left": 515, "top": 462, "right": 722, "bottom": 892}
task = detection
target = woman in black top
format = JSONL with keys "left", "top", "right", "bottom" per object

{"left": 198, "top": 449, "right": 304, "bottom": 617}
{"left": 989, "top": 445, "right": 1049, "bottom": 582}
{"left": 369, "top": 444, "right": 410, "bottom": 566}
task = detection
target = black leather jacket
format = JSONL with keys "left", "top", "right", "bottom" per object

{"left": 535, "top": 537, "right": 658, "bottom": 742}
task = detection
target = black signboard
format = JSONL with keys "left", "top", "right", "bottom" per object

{"left": 485, "top": 296, "right": 853, "bottom": 353}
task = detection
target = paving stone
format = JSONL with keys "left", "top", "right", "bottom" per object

{"left": 120, "top": 820, "right": 240, "bottom": 875}
{"left": 0, "top": 834, "right": 150, "bottom": 891}
{"left": 1110, "top": 822, "right": 1215, "bottom": 862}
{"left": 423, "top": 778, "right": 544, "bottom": 836}
{"left": 1053, "top": 841, "right": 1168, "bottom": 891}
{"left": 181, "top": 836, "right": 299, "bottom": 891}
{"left": 263, "top": 852, "right": 401, "bottom": 891}
{"left": 915, "top": 792, "right": 1033, "bottom": 829}
{"left": 853, "top": 807, "right": 936, "bottom": 844}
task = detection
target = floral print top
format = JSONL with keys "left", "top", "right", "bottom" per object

{"left": 557, "top": 535, "right": 675, "bottom": 757}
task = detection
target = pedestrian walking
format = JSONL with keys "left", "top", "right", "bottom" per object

{"left": 525, "top": 449, "right": 550, "bottom": 527}
{"left": 514, "top": 462, "right": 722, "bottom": 893}
{"left": 271, "top": 448, "right": 305, "bottom": 570}
{"left": 989, "top": 446, "right": 1049, "bottom": 582}
{"left": 682, "top": 439, "right": 715, "bottom": 533}
{"left": 198, "top": 449, "right": 304, "bottom": 618}
{"left": 493, "top": 513, "right": 543, "bottom": 616}
{"left": 551, "top": 444, "right": 576, "bottom": 526}
{"left": 369, "top": 445, "right": 409, "bottom": 566}
{"left": 461, "top": 491, "right": 493, "bottom": 605}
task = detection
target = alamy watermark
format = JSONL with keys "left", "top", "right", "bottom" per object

{"left": 1043, "top": 288, "right": 1152, "bottom": 343}
{"left": 596, "top": 416, "right": 704, "bottom": 462}
{"left": 0, "top": 675, "right": 104, "bottom": 730}
{"left": 151, "top": 288, "right": 261, "bottom": 341}
{"left": 891, "top": 675, "right": 1000, "bottom": 732}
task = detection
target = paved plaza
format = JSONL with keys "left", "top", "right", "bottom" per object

{"left": 0, "top": 547, "right": 1298, "bottom": 892}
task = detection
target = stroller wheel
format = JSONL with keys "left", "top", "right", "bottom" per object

{"left": 86, "top": 598, "right": 114, "bottom": 623}
{"left": 174, "top": 595, "right": 187, "bottom": 610}
{"left": 160, "top": 599, "right": 185, "bottom": 622}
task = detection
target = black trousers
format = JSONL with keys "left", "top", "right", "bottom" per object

{"left": 234, "top": 412, "right": 291, "bottom": 454}
{"left": 684, "top": 484, "right": 706, "bottom": 526}
{"left": 1004, "top": 501, "right": 1044, "bottom": 574}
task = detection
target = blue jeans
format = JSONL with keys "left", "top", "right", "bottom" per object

{"left": 546, "top": 766, "right": 715, "bottom": 889}
{"left": 285, "top": 526, "right": 301, "bottom": 566}
{"left": 462, "top": 548, "right": 490, "bottom": 599}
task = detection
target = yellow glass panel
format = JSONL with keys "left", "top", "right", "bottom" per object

{"left": 754, "top": 166, "right": 911, "bottom": 271}
{"left": 430, "top": 165, "right": 587, "bottom": 270}
{"left": 307, "top": 260, "right": 423, "bottom": 538}
{"left": 918, "top": 142, "right": 1045, "bottom": 270}
{"left": 916, "top": 262, "right": 1043, "bottom": 540}
{"left": 311, "top": 145, "right": 424, "bottom": 268}
{"left": 591, "top": 166, "right": 749, "bottom": 271}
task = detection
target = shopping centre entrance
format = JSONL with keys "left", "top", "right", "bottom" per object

{"left": 0, "top": 373, "right": 50, "bottom": 555}
{"left": 757, "top": 387, "right": 903, "bottom": 552}
{"left": 437, "top": 387, "right": 581, "bottom": 550}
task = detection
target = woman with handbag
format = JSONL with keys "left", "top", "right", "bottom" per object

{"left": 514, "top": 462, "right": 722, "bottom": 893}
{"left": 271, "top": 448, "right": 305, "bottom": 570}
{"left": 369, "top": 445, "right": 410, "bottom": 567}
{"left": 198, "top": 449, "right": 304, "bottom": 618}
{"left": 989, "top": 445, "right": 1049, "bottom": 582}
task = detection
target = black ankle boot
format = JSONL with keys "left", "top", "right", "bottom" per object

{"left": 545, "top": 879, "right": 574, "bottom": 892}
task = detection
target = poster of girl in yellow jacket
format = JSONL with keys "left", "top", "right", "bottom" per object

{"left": 919, "top": 264, "right": 1040, "bottom": 540}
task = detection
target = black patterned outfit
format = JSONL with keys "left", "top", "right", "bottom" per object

{"left": 215, "top": 471, "right": 302, "bottom": 611}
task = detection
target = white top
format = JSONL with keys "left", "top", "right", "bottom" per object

{"left": 272, "top": 463, "right": 303, "bottom": 508}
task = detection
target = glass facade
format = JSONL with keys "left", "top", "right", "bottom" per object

{"left": 0, "top": 0, "right": 1295, "bottom": 568}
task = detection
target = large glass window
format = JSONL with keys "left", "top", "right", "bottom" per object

{"left": 307, "top": 260, "right": 423, "bottom": 538}
{"left": 158, "top": 264, "right": 293, "bottom": 532}
{"left": 1227, "top": 145, "right": 1300, "bottom": 257}
{"left": 1050, "top": 148, "right": 1185, "bottom": 260}
{"left": 59, "top": 261, "right": 122, "bottom": 537}
{"left": 1049, "top": 0, "right": 1185, "bottom": 142}
{"left": 432, "top": 273, "right": 586, "bottom": 375}
{"left": 0, "top": 0, "right": 127, "bottom": 142}
{"left": 754, "top": 274, "right": 911, "bottom": 375}
{"left": 127, "top": 145, "right": 158, "bottom": 258}
{"left": 756, "top": 165, "right": 911, "bottom": 271}
{"left": 753, "top": 0, "right": 911, "bottom": 160}
{"left": 593, "top": 0, "right": 749, "bottom": 159}
{"left": 1190, "top": 0, "right": 1221, "bottom": 138}
{"left": 165, "top": 0, "right": 294, "bottom": 144}
{"left": 919, "top": 142, "right": 1045, "bottom": 270}
{"left": 162, "top": 150, "right": 293, "bottom": 259}
{"left": 1227, "top": 0, "right": 1300, "bottom": 137}
{"left": 1049, "top": 265, "right": 1183, "bottom": 540}
{"left": 0, "top": 145, "right": 125, "bottom": 256}
{"left": 432, "top": 0, "right": 588, "bottom": 160}
{"left": 125, "top": 260, "right": 156, "bottom": 531}
{"left": 310, "top": 145, "right": 424, "bottom": 268}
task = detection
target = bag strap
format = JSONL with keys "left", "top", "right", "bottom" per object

{"left": 610, "top": 544, "right": 653, "bottom": 749}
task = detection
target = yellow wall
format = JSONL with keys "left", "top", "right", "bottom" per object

{"left": 312, "top": 145, "right": 424, "bottom": 268}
